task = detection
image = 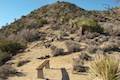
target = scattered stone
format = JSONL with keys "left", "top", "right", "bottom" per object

{"left": 37, "top": 55, "right": 50, "bottom": 60}
{"left": 73, "top": 65, "right": 89, "bottom": 73}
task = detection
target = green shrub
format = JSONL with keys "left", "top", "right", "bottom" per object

{"left": 89, "top": 54, "right": 120, "bottom": 80}
{"left": 37, "top": 19, "right": 47, "bottom": 27}
{"left": 76, "top": 18, "right": 104, "bottom": 33}
{"left": 0, "top": 40, "right": 25, "bottom": 54}
{"left": 0, "top": 51, "right": 9, "bottom": 65}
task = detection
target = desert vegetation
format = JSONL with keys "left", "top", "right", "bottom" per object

{"left": 0, "top": 64, "right": 24, "bottom": 80}
{"left": 0, "top": 1, "right": 120, "bottom": 80}
{"left": 0, "top": 40, "right": 25, "bottom": 65}
{"left": 89, "top": 54, "right": 120, "bottom": 80}
{"left": 50, "top": 45, "right": 64, "bottom": 56}
{"left": 65, "top": 40, "right": 81, "bottom": 52}
{"left": 74, "top": 18, "right": 104, "bottom": 34}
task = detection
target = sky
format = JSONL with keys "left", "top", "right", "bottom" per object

{"left": 0, "top": 0, "right": 120, "bottom": 27}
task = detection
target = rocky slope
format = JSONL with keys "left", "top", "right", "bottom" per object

{"left": 0, "top": 1, "right": 120, "bottom": 80}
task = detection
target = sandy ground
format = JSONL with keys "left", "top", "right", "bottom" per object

{"left": 8, "top": 41, "right": 89, "bottom": 80}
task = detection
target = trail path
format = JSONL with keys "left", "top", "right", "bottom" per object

{"left": 8, "top": 41, "right": 89, "bottom": 80}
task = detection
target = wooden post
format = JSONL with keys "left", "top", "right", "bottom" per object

{"left": 37, "top": 69, "right": 44, "bottom": 79}
{"left": 36, "top": 60, "right": 50, "bottom": 79}
{"left": 45, "top": 60, "right": 50, "bottom": 69}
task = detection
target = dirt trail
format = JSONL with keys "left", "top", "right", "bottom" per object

{"left": 8, "top": 41, "right": 89, "bottom": 80}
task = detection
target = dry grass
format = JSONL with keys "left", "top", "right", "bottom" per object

{"left": 89, "top": 54, "right": 120, "bottom": 80}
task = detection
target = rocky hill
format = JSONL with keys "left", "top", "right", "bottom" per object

{"left": 0, "top": 1, "right": 120, "bottom": 80}
{"left": 0, "top": 2, "right": 119, "bottom": 35}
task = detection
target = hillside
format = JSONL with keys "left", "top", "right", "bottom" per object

{"left": 0, "top": 1, "right": 120, "bottom": 80}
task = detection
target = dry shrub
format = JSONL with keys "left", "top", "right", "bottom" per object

{"left": 0, "top": 40, "right": 25, "bottom": 54}
{"left": 0, "top": 65, "right": 21, "bottom": 79}
{"left": 18, "top": 29, "right": 40, "bottom": 42}
{"left": 65, "top": 40, "right": 81, "bottom": 52}
{"left": 89, "top": 54, "right": 120, "bottom": 80}
{"left": 50, "top": 45, "right": 64, "bottom": 56}
{"left": 102, "top": 22, "right": 120, "bottom": 36}
{"left": 7, "top": 29, "right": 40, "bottom": 44}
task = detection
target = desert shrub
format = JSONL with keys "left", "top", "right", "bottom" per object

{"left": 65, "top": 40, "right": 81, "bottom": 52}
{"left": 76, "top": 18, "right": 104, "bottom": 33}
{"left": 50, "top": 45, "right": 64, "bottom": 56}
{"left": 7, "top": 29, "right": 42, "bottom": 43}
{"left": 7, "top": 33, "right": 27, "bottom": 46}
{"left": 0, "top": 40, "right": 25, "bottom": 65}
{"left": 51, "top": 48, "right": 64, "bottom": 56}
{"left": 0, "top": 40, "right": 25, "bottom": 54}
{"left": 18, "top": 29, "right": 40, "bottom": 42}
{"left": 0, "top": 65, "right": 21, "bottom": 79}
{"left": 29, "top": 19, "right": 47, "bottom": 28}
{"left": 37, "top": 19, "right": 47, "bottom": 27}
{"left": 102, "top": 23, "right": 120, "bottom": 36}
{"left": 0, "top": 51, "right": 9, "bottom": 65}
{"left": 89, "top": 54, "right": 120, "bottom": 80}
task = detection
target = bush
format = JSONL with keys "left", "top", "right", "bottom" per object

{"left": 18, "top": 29, "right": 40, "bottom": 42}
{"left": 7, "top": 29, "right": 41, "bottom": 44}
{"left": 76, "top": 18, "right": 104, "bottom": 33}
{"left": 52, "top": 48, "right": 64, "bottom": 56}
{"left": 0, "top": 40, "right": 25, "bottom": 54}
{"left": 28, "top": 19, "right": 47, "bottom": 28}
{"left": 65, "top": 40, "right": 81, "bottom": 52}
{"left": 0, "top": 40, "right": 25, "bottom": 65}
{"left": 102, "top": 23, "right": 120, "bottom": 36}
{"left": 0, "top": 51, "right": 9, "bottom": 65}
{"left": 37, "top": 19, "right": 47, "bottom": 27}
{"left": 50, "top": 45, "right": 64, "bottom": 56}
{"left": 89, "top": 54, "right": 120, "bottom": 80}
{"left": 0, "top": 65, "right": 21, "bottom": 79}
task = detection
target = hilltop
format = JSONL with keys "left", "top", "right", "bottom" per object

{"left": 0, "top": 2, "right": 120, "bottom": 35}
